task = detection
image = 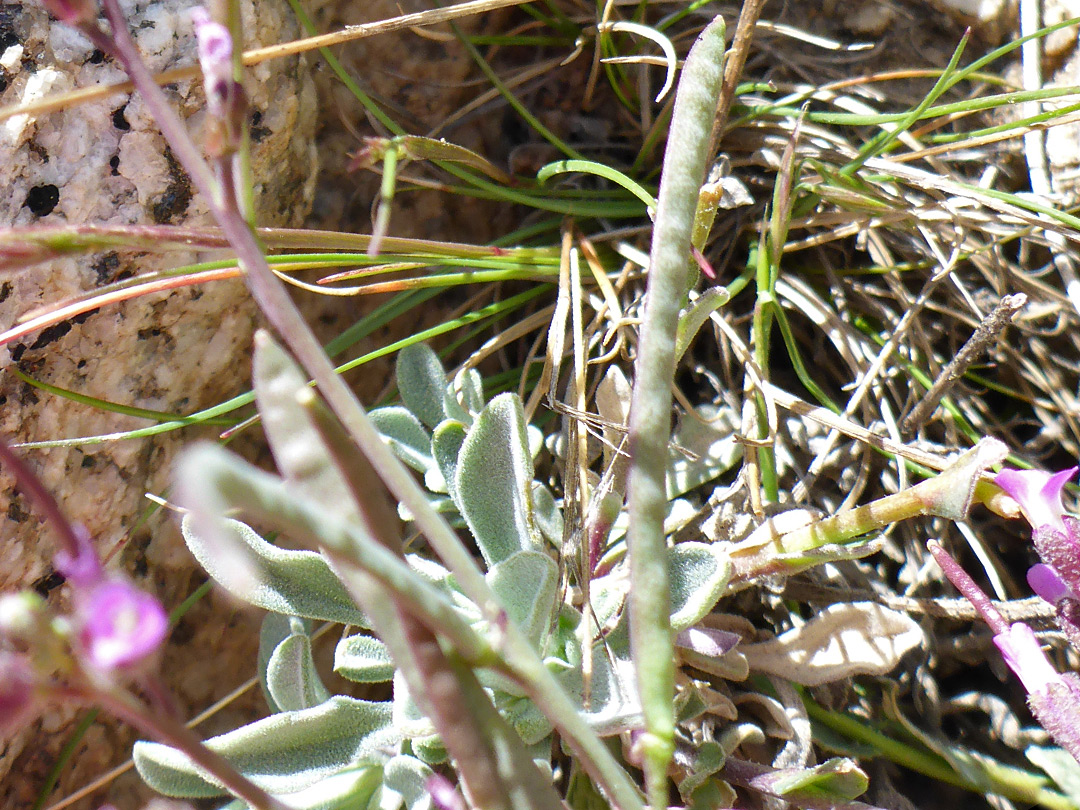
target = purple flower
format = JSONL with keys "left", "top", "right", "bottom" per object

{"left": 75, "top": 579, "right": 168, "bottom": 672}
{"left": 993, "top": 622, "right": 1062, "bottom": 695}
{"left": 53, "top": 524, "right": 104, "bottom": 588}
{"left": 995, "top": 466, "right": 1077, "bottom": 534}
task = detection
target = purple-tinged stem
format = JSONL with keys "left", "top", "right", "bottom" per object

{"left": 0, "top": 437, "right": 81, "bottom": 559}
{"left": 927, "top": 541, "right": 1008, "bottom": 635}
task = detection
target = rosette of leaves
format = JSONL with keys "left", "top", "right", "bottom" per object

{"left": 133, "top": 340, "right": 734, "bottom": 809}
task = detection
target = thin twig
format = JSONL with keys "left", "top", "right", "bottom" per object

{"left": 902, "top": 293, "right": 1028, "bottom": 436}
{"left": 708, "top": 0, "right": 767, "bottom": 158}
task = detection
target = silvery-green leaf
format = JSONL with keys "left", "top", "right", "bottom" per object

{"left": 486, "top": 550, "right": 558, "bottom": 649}
{"left": 431, "top": 420, "right": 467, "bottom": 502}
{"left": 555, "top": 641, "right": 642, "bottom": 737}
{"left": 676, "top": 740, "right": 726, "bottom": 801}
{"left": 531, "top": 483, "right": 563, "bottom": 547}
{"left": 544, "top": 605, "right": 583, "bottom": 669}
{"left": 527, "top": 424, "right": 544, "bottom": 460}
{"left": 396, "top": 343, "right": 448, "bottom": 429}
{"left": 133, "top": 696, "right": 396, "bottom": 798}
{"left": 217, "top": 766, "right": 382, "bottom": 810}
{"left": 335, "top": 634, "right": 395, "bottom": 683}
{"left": 668, "top": 405, "right": 740, "bottom": 499}
{"left": 370, "top": 407, "right": 434, "bottom": 473}
{"left": 444, "top": 367, "right": 485, "bottom": 423}
{"left": 253, "top": 332, "right": 360, "bottom": 525}
{"left": 455, "top": 393, "right": 543, "bottom": 567}
{"left": 423, "top": 465, "right": 448, "bottom": 494}
{"left": 383, "top": 755, "right": 435, "bottom": 810}
{"left": 587, "top": 572, "right": 627, "bottom": 640}
{"left": 391, "top": 671, "right": 437, "bottom": 739}
{"left": 497, "top": 692, "right": 553, "bottom": 746}
{"left": 266, "top": 624, "right": 331, "bottom": 712}
{"left": 258, "top": 614, "right": 306, "bottom": 714}
{"left": 669, "top": 542, "right": 731, "bottom": 632}
{"left": 751, "top": 758, "right": 868, "bottom": 803}
{"left": 182, "top": 515, "right": 367, "bottom": 627}
{"left": 413, "top": 735, "right": 449, "bottom": 766}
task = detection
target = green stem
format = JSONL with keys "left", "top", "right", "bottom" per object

{"left": 625, "top": 17, "right": 726, "bottom": 810}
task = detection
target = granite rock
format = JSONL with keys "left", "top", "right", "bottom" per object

{"left": 0, "top": 0, "right": 316, "bottom": 806}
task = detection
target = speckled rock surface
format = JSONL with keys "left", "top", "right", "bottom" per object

{"left": 0, "top": 0, "right": 316, "bottom": 806}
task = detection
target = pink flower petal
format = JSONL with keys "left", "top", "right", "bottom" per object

{"left": 995, "top": 467, "right": 1077, "bottom": 534}
{"left": 78, "top": 579, "right": 167, "bottom": 671}
{"left": 994, "top": 622, "right": 1062, "bottom": 696}
{"left": 53, "top": 525, "right": 103, "bottom": 588}
{"left": 1028, "top": 563, "right": 1073, "bottom": 604}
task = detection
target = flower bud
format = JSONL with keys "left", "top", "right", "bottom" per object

{"left": 1028, "top": 563, "right": 1072, "bottom": 604}
{"left": 190, "top": 7, "right": 246, "bottom": 155}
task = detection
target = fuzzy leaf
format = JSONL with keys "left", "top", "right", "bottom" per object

{"left": 384, "top": 755, "right": 436, "bottom": 810}
{"left": 335, "top": 633, "right": 395, "bottom": 683}
{"left": 757, "top": 757, "right": 868, "bottom": 802}
{"left": 370, "top": 406, "right": 434, "bottom": 472}
{"left": 413, "top": 735, "right": 449, "bottom": 766}
{"left": 532, "top": 483, "right": 563, "bottom": 547}
{"left": 496, "top": 691, "right": 554, "bottom": 746}
{"left": 668, "top": 405, "right": 740, "bottom": 499}
{"left": 182, "top": 515, "right": 367, "bottom": 627}
{"left": 431, "top": 419, "right": 467, "bottom": 501}
{"left": 133, "top": 696, "right": 396, "bottom": 798}
{"left": 253, "top": 332, "right": 360, "bottom": 524}
{"left": 557, "top": 640, "right": 643, "bottom": 736}
{"left": 266, "top": 631, "right": 331, "bottom": 712}
{"left": 258, "top": 614, "right": 304, "bottom": 714}
{"left": 444, "top": 367, "right": 485, "bottom": 423}
{"left": 669, "top": 542, "right": 731, "bottom": 632}
{"left": 218, "top": 767, "right": 382, "bottom": 810}
{"left": 676, "top": 740, "right": 726, "bottom": 801}
{"left": 486, "top": 550, "right": 559, "bottom": 649}
{"left": 455, "top": 393, "right": 543, "bottom": 566}
{"left": 739, "top": 602, "right": 925, "bottom": 686}
{"left": 397, "top": 343, "right": 448, "bottom": 429}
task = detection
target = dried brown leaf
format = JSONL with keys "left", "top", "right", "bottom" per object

{"left": 740, "top": 602, "right": 925, "bottom": 686}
